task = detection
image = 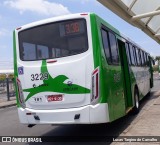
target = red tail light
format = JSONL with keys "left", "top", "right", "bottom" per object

{"left": 91, "top": 67, "right": 100, "bottom": 104}
{"left": 47, "top": 60, "right": 57, "bottom": 63}
{"left": 17, "top": 78, "right": 25, "bottom": 108}
{"left": 16, "top": 27, "right": 22, "bottom": 30}
{"left": 80, "top": 13, "right": 88, "bottom": 16}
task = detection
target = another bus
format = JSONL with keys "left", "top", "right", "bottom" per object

{"left": 13, "top": 13, "right": 153, "bottom": 126}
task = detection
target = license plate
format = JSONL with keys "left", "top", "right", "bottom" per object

{"left": 47, "top": 95, "right": 63, "bottom": 102}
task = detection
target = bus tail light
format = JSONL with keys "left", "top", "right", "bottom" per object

{"left": 91, "top": 67, "right": 100, "bottom": 104}
{"left": 16, "top": 78, "right": 26, "bottom": 108}
{"left": 80, "top": 13, "right": 88, "bottom": 16}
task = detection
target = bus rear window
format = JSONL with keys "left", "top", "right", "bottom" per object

{"left": 18, "top": 19, "right": 88, "bottom": 61}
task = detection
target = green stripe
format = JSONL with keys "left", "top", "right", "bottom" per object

{"left": 13, "top": 30, "right": 20, "bottom": 107}
{"left": 24, "top": 60, "right": 90, "bottom": 102}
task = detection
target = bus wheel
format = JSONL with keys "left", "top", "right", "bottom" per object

{"left": 132, "top": 89, "right": 139, "bottom": 114}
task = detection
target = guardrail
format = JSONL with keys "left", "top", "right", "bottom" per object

{"left": 0, "top": 78, "right": 15, "bottom": 101}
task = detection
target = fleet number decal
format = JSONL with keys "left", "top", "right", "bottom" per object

{"left": 34, "top": 96, "right": 42, "bottom": 103}
{"left": 31, "top": 73, "right": 49, "bottom": 81}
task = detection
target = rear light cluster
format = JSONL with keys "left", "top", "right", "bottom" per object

{"left": 16, "top": 27, "right": 22, "bottom": 30}
{"left": 80, "top": 13, "right": 88, "bottom": 16}
{"left": 91, "top": 67, "right": 100, "bottom": 104}
{"left": 16, "top": 78, "right": 26, "bottom": 108}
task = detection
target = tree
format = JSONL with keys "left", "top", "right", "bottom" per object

{"left": 155, "top": 56, "right": 160, "bottom": 61}
{"left": 155, "top": 56, "right": 160, "bottom": 73}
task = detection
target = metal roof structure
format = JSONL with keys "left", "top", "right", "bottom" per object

{"left": 97, "top": 0, "right": 160, "bottom": 44}
{"left": 0, "top": 69, "right": 14, "bottom": 74}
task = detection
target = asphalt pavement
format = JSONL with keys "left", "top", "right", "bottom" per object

{"left": 0, "top": 95, "right": 16, "bottom": 109}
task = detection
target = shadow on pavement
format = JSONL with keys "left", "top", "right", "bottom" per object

{"left": 28, "top": 89, "right": 158, "bottom": 145}
{"left": 28, "top": 102, "right": 152, "bottom": 145}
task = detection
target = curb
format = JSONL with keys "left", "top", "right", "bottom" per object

{"left": 0, "top": 101, "right": 17, "bottom": 109}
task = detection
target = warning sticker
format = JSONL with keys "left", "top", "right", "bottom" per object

{"left": 18, "top": 67, "right": 24, "bottom": 75}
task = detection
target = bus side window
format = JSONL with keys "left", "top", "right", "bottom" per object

{"left": 125, "top": 42, "right": 131, "bottom": 65}
{"left": 140, "top": 50, "right": 144, "bottom": 66}
{"left": 108, "top": 32, "right": 119, "bottom": 64}
{"left": 129, "top": 43, "right": 135, "bottom": 66}
{"left": 136, "top": 48, "right": 140, "bottom": 66}
{"left": 143, "top": 52, "right": 147, "bottom": 66}
{"left": 101, "top": 29, "right": 112, "bottom": 64}
{"left": 133, "top": 46, "right": 137, "bottom": 66}
{"left": 138, "top": 49, "right": 142, "bottom": 66}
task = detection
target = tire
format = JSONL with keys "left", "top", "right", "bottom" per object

{"left": 147, "top": 91, "right": 151, "bottom": 98}
{"left": 132, "top": 89, "right": 140, "bottom": 115}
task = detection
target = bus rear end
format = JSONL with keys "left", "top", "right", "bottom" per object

{"left": 14, "top": 13, "right": 109, "bottom": 125}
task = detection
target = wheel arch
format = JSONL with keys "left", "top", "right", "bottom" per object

{"left": 132, "top": 84, "right": 139, "bottom": 106}
{"left": 132, "top": 84, "right": 140, "bottom": 114}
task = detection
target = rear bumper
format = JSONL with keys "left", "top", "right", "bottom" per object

{"left": 18, "top": 103, "right": 110, "bottom": 124}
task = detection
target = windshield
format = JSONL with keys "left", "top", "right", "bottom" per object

{"left": 18, "top": 19, "right": 88, "bottom": 61}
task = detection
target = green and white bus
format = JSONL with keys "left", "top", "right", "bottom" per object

{"left": 13, "top": 13, "right": 153, "bottom": 126}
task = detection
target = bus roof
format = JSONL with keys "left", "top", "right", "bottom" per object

{"left": 15, "top": 12, "right": 149, "bottom": 55}
{"left": 15, "top": 13, "right": 91, "bottom": 32}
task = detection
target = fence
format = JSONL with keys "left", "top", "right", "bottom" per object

{"left": 0, "top": 78, "right": 15, "bottom": 101}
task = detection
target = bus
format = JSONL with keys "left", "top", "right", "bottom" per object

{"left": 13, "top": 13, "right": 153, "bottom": 126}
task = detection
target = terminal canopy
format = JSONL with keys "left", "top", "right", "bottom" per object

{"left": 98, "top": 0, "right": 160, "bottom": 44}
{"left": 0, "top": 69, "right": 14, "bottom": 74}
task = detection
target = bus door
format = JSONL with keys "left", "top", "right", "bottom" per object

{"left": 118, "top": 39, "right": 132, "bottom": 112}
{"left": 101, "top": 28, "right": 126, "bottom": 121}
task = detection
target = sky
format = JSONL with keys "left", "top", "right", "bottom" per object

{"left": 0, "top": 0, "right": 160, "bottom": 70}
